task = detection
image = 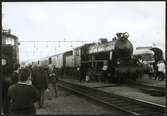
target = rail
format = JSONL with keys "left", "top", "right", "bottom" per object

{"left": 58, "top": 79, "right": 165, "bottom": 116}
{"left": 127, "top": 80, "right": 165, "bottom": 96}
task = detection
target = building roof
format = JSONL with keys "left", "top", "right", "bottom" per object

{"left": 2, "top": 29, "right": 18, "bottom": 39}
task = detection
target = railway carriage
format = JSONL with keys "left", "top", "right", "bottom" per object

{"left": 32, "top": 60, "right": 39, "bottom": 66}
{"left": 51, "top": 53, "right": 64, "bottom": 69}
{"left": 136, "top": 47, "right": 163, "bottom": 63}
{"left": 39, "top": 57, "right": 48, "bottom": 67}
{"left": 150, "top": 47, "right": 163, "bottom": 62}
{"left": 133, "top": 49, "right": 155, "bottom": 64}
{"left": 135, "top": 46, "right": 164, "bottom": 76}
{"left": 133, "top": 49, "right": 155, "bottom": 74}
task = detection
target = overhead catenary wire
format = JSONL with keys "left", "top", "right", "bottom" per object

{"left": 19, "top": 40, "right": 87, "bottom": 43}
{"left": 19, "top": 40, "right": 87, "bottom": 47}
{"left": 19, "top": 40, "right": 88, "bottom": 62}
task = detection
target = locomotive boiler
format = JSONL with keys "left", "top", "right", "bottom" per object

{"left": 86, "top": 32, "right": 133, "bottom": 65}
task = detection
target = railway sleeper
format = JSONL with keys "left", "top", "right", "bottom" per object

{"left": 114, "top": 101, "right": 134, "bottom": 106}
{"left": 109, "top": 101, "right": 127, "bottom": 105}
{"left": 119, "top": 104, "right": 145, "bottom": 110}
{"left": 98, "top": 97, "right": 108, "bottom": 100}
{"left": 111, "top": 99, "right": 130, "bottom": 103}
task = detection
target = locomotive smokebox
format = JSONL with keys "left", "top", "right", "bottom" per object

{"left": 115, "top": 32, "right": 133, "bottom": 58}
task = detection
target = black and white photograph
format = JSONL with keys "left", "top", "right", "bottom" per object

{"left": 1, "top": 1, "right": 166, "bottom": 115}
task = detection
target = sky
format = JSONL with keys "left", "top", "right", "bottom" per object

{"left": 2, "top": 2, "right": 166, "bottom": 63}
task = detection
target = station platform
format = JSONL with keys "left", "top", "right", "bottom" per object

{"left": 132, "top": 74, "right": 165, "bottom": 88}
{"left": 60, "top": 74, "right": 165, "bottom": 88}
{"left": 59, "top": 76, "right": 165, "bottom": 106}
{"left": 60, "top": 77, "right": 119, "bottom": 88}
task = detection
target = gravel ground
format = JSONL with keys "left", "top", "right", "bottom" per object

{"left": 36, "top": 84, "right": 124, "bottom": 115}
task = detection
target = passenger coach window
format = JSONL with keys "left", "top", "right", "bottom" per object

{"left": 49, "top": 57, "right": 52, "bottom": 64}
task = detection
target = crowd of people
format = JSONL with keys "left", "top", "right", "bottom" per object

{"left": 2, "top": 64, "right": 59, "bottom": 115}
{"left": 135, "top": 57, "right": 166, "bottom": 81}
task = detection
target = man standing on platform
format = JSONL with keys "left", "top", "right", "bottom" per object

{"left": 79, "top": 64, "right": 86, "bottom": 82}
{"left": 11, "top": 64, "right": 20, "bottom": 85}
{"left": 157, "top": 60, "right": 166, "bottom": 81}
{"left": 31, "top": 65, "right": 48, "bottom": 108}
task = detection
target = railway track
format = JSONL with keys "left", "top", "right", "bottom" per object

{"left": 58, "top": 80, "right": 165, "bottom": 116}
{"left": 127, "top": 80, "right": 165, "bottom": 96}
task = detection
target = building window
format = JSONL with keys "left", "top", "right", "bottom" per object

{"left": 6, "top": 37, "right": 15, "bottom": 45}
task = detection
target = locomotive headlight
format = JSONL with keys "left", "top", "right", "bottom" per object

{"left": 123, "top": 32, "right": 129, "bottom": 39}
{"left": 120, "top": 33, "right": 124, "bottom": 38}
{"left": 2, "top": 58, "right": 7, "bottom": 66}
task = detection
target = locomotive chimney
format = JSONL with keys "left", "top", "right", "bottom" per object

{"left": 116, "top": 33, "right": 123, "bottom": 39}
{"left": 116, "top": 32, "right": 129, "bottom": 40}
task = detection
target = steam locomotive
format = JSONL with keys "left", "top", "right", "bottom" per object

{"left": 32, "top": 32, "right": 143, "bottom": 82}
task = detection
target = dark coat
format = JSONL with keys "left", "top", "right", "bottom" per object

{"left": 2, "top": 77, "right": 10, "bottom": 114}
{"left": 31, "top": 67, "right": 48, "bottom": 90}
{"left": 11, "top": 71, "right": 19, "bottom": 85}
{"left": 50, "top": 69, "right": 59, "bottom": 84}
{"left": 8, "top": 83, "right": 40, "bottom": 114}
